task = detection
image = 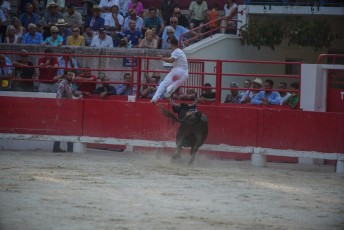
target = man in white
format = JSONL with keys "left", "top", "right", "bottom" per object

{"left": 150, "top": 38, "right": 189, "bottom": 104}
{"left": 104, "top": 4, "right": 124, "bottom": 31}
{"left": 99, "top": 0, "right": 119, "bottom": 19}
{"left": 90, "top": 27, "right": 114, "bottom": 48}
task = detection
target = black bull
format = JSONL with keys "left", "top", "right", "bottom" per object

{"left": 160, "top": 104, "right": 208, "bottom": 164}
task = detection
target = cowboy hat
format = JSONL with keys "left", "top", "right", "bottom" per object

{"left": 55, "top": 19, "right": 68, "bottom": 26}
{"left": 253, "top": 78, "right": 263, "bottom": 86}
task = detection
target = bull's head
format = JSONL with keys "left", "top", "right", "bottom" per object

{"left": 169, "top": 97, "right": 198, "bottom": 120}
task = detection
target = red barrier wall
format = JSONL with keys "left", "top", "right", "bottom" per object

{"left": 1, "top": 96, "right": 343, "bottom": 155}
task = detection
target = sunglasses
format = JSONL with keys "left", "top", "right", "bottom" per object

{"left": 73, "top": 30, "right": 79, "bottom": 32}
{"left": 170, "top": 21, "right": 177, "bottom": 24}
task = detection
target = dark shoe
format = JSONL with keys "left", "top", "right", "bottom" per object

{"left": 53, "top": 148, "right": 66, "bottom": 153}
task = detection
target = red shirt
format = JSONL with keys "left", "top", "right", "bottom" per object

{"left": 38, "top": 57, "right": 58, "bottom": 83}
{"left": 77, "top": 74, "right": 97, "bottom": 93}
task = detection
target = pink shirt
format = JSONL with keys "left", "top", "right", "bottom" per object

{"left": 127, "top": 1, "right": 143, "bottom": 16}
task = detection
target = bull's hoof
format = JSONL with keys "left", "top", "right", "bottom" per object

{"left": 171, "top": 154, "right": 180, "bottom": 160}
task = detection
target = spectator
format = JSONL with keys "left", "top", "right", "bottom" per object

{"left": 4, "top": 25, "right": 21, "bottom": 44}
{"left": 21, "top": 23, "right": 43, "bottom": 44}
{"left": 90, "top": 27, "right": 114, "bottom": 47}
{"left": 207, "top": 3, "right": 220, "bottom": 32}
{"left": 118, "top": 0, "right": 131, "bottom": 17}
{"left": 188, "top": 0, "right": 208, "bottom": 29}
{"left": 63, "top": 3, "right": 83, "bottom": 29}
{"left": 43, "top": 2, "right": 63, "bottom": 26}
{"left": 178, "top": 88, "right": 197, "bottom": 101}
{"left": 54, "top": 70, "right": 84, "bottom": 153}
{"left": 83, "top": 25, "right": 94, "bottom": 46}
{"left": 99, "top": 0, "right": 120, "bottom": 19}
{"left": 224, "top": 82, "right": 241, "bottom": 103}
{"left": 143, "top": 7, "right": 164, "bottom": 37}
{"left": 139, "top": 29, "right": 158, "bottom": 48}
{"left": 116, "top": 73, "right": 136, "bottom": 95}
{"left": 240, "top": 79, "right": 251, "bottom": 98}
{"left": 19, "top": 2, "right": 40, "bottom": 30}
{"left": 0, "top": 54, "right": 14, "bottom": 91}
{"left": 0, "top": 8, "right": 5, "bottom": 22}
{"left": 93, "top": 76, "right": 116, "bottom": 99}
{"left": 161, "top": 17, "right": 189, "bottom": 41}
{"left": 251, "top": 79, "right": 281, "bottom": 105}
{"left": 240, "top": 78, "right": 261, "bottom": 104}
{"left": 43, "top": 25, "right": 63, "bottom": 46}
{"left": 108, "top": 26, "right": 123, "bottom": 47}
{"left": 0, "top": 0, "right": 10, "bottom": 21}
{"left": 0, "top": 16, "right": 6, "bottom": 42}
{"left": 57, "top": 47, "right": 80, "bottom": 77}
{"left": 122, "top": 9, "right": 143, "bottom": 32}
{"left": 123, "top": 20, "right": 143, "bottom": 48}
{"left": 118, "top": 38, "right": 128, "bottom": 47}
{"left": 55, "top": 19, "right": 72, "bottom": 45}
{"left": 46, "top": 0, "right": 65, "bottom": 13}
{"left": 173, "top": 7, "right": 190, "bottom": 29}
{"left": 37, "top": 48, "right": 58, "bottom": 93}
{"left": 198, "top": 82, "right": 216, "bottom": 103}
{"left": 278, "top": 82, "right": 291, "bottom": 105}
{"left": 104, "top": 4, "right": 124, "bottom": 31}
{"left": 85, "top": 5, "right": 105, "bottom": 32}
{"left": 161, "top": 0, "right": 177, "bottom": 26}
{"left": 221, "top": 0, "right": 238, "bottom": 34}
{"left": 74, "top": 67, "right": 97, "bottom": 94}
{"left": 12, "top": 49, "right": 36, "bottom": 92}
{"left": 141, "top": 74, "right": 158, "bottom": 99}
{"left": 282, "top": 82, "right": 299, "bottom": 109}
{"left": 161, "top": 25, "right": 175, "bottom": 49}
{"left": 67, "top": 26, "right": 85, "bottom": 46}
{"left": 127, "top": 0, "right": 144, "bottom": 18}
{"left": 12, "top": 17, "right": 27, "bottom": 40}
{"left": 17, "top": 0, "right": 39, "bottom": 15}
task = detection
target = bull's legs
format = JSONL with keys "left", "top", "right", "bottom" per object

{"left": 171, "top": 141, "right": 182, "bottom": 161}
{"left": 188, "top": 143, "right": 202, "bottom": 165}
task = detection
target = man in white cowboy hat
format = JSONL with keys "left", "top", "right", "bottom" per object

{"left": 43, "top": 2, "right": 63, "bottom": 26}
{"left": 240, "top": 77, "right": 263, "bottom": 104}
{"left": 55, "top": 18, "right": 71, "bottom": 45}
{"left": 46, "top": 0, "right": 65, "bottom": 12}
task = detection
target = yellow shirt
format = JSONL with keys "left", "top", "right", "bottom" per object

{"left": 67, "top": 35, "right": 85, "bottom": 46}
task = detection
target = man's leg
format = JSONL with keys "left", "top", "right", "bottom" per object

{"left": 151, "top": 71, "right": 174, "bottom": 102}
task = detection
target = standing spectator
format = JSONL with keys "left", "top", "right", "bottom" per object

{"left": 57, "top": 47, "right": 80, "bottom": 77}
{"left": 4, "top": 25, "right": 21, "bottom": 44}
{"left": 142, "top": 7, "right": 164, "bottom": 37}
{"left": 83, "top": 25, "right": 95, "bottom": 46}
{"left": 19, "top": 3, "right": 40, "bottom": 30}
{"left": 241, "top": 78, "right": 262, "bottom": 104}
{"left": 90, "top": 27, "right": 114, "bottom": 47}
{"left": 122, "top": 9, "right": 143, "bottom": 32}
{"left": 93, "top": 76, "right": 117, "bottom": 99}
{"left": 55, "top": 19, "right": 72, "bottom": 45}
{"left": 0, "top": 0, "right": 11, "bottom": 21}
{"left": 75, "top": 67, "right": 98, "bottom": 94}
{"left": 198, "top": 82, "right": 216, "bottom": 103}
{"left": 116, "top": 72, "right": 136, "bottom": 95}
{"left": 278, "top": 82, "right": 291, "bottom": 105}
{"left": 104, "top": 4, "right": 124, "bottom": 31}
{"left": 43, "top": 25, "right": 63, "bottom": 46}
{"left": 283, "top": 82, "right": 299, "bottom": 109}
{"left": 21, "top": 23, "right": 43, "bottom": 45}
{"left": 127, "top": 0, "right": 144, "bottom": 18}
{"left": 222, "top": 0, "right": 238, "bottom": 34}
{"left": 67, "top": 26, "right": 85, "bottom": 46}
{"left": 44, "top": 2, "right": 63, "bottom": 26}
{"left": 139, "top": 29, "right": 158, "bottom": 48}
{"left": 12, "top": 49, "right": 36, "bottom": 92}
{"left": 161, "top": 25, "right": 175, "bottom": 49}
{"left": 37, "top": 48, "right": 59, "bottom": 93}
{"left": 99, "top": 0, "right": 120, "bottom": 19}
{"left": 161, "top": 0, "right": 177, "bottom": 26}
{"left": 224, "top": 82, "right": 241, "bottom": 103}
{"left": 54, "top": 70, "right": 84, "bottom": 153}
{"left": 12, "top": 17, "right": 27, "bottom": 41}
{"left": 123, "top": 20, "right": 143, "bottom": 48}
{"left": 0, "top": 54, "right": 14, "bottom": 91}
{"left": 188, "top": 0, "right": 208, "bottom": 28}
{"left": 251, "top": 79, "right": 281, "bottom": 105}
{"left": 85, "top": 5, "right": 105, "bottom": 32}
{"left": 63, "top": 3, "right": 83, "bottom": 29}
{"left": 173, "top": 7, "right": 190, "bottom": 28}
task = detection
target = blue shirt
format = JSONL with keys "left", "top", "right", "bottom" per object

{"left": 251, "top": 91, "right": 281, "bottom": 105}
{"left": 44, "top": 35, "right": 64, "bottom": 46}
{"left": 21, "top": 32, "right": 43, "bottom": 45}
{"left": 19, "top": 12, "right": 40, "bottom": 30}
{"left": 123, "top": 30, "right": 143, "bottom": 46}
{"left": 115, "top": 84, "right": 136, "bottom": 95}
{"left": 93, "top": 86, "right": 116, "bottom": 95}
{"left": 85, "top": 16, "right": 105, "bottom": 32}
{"left": 162, "top": 25, "right": 188, "bottom": 40}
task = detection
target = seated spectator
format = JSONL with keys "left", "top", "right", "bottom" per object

{"left": 139, "top": 29, "right": 158, "bottom": 48}
{"left": 12, "top": 49, "right": 36, "bottom": 92}
{"left": 118, "top": 38, "right": 128, "bottom": 47}
{"left": 198, "top": 82, "right": 216, "bottom": 103}
{"left": 115, "top": 72, "right": 136, "bottom": 95}
{"left": 140, "top": 74, "right": 158, "bottom": 98}
{"left": 12, "top": 17, "right": 27, "bottom": 40}
{"left": 278, "top": 82, "right": 291, "bottom": 105}
{"left": 224, "top": 82, "right": 241, "bottom": 103}
{"left": 43, "top": 2, "right": 63, "bottom": 26}
{"left": 240, "top": 78, "right": 261, "bottom": 104}
{"left": 282, "top": 82, "right": 299, "bottom": 109}
{"left": 63, "top": 3, "right": 83, "bottom": 29}
{"left": 75, "top": 67, "right": 97, "bottom": 94}
{"left": 118, "top": 0, "right": 131, "bottom": 17}
{"left": 37, "top": 48, "right": 59, "bottom": 93}
{"left": 99, "top": 0, "right": 120, "bottom": 20}
{"left": 239, "top": 79, "right": 251, "bottom": 98}
{"left": 43, "top": 25, "right": 63, "bottom": 46}
{"left": 0, "top": 0, "right": 11, "bottom": 21}
{"left": 0, "top": 54, "right": 14, "bottom": 91}
{"left": 122, "top": 9, "right": 143, "bottom": 32}
{"left": 162, "top": 17, "right": 193, "bottom": 42}
{"left": 127, "top": 0, "right": 144, "bottom": 18}
{"left": 207, "top": 3, "right": 220, "bottom": 33}
{"left": 123, "top": 20, "right": 143, "bottom": 48}
{"left": 21, "top": 23, "right": 43, "bottom": 45}
{"left": 161, "top": 26, "right": 175, "bottom": 49}
{"left": 178, "top": 88, "right": 197, "bottom": 100}
{"left": 67, "top": 26, "right": 85, "bottom": 46}
{"left": 83, "top": 25, "right": 95, "bottom": 46}
{"left": 104, "top": 5, "right": 124, "bottom": 32}
{"left": 85, "top": 5, "right": 105, "bottom": 32}
{"left": 0, "top": 16, "right": 6, "bottom": 42}
{"left": 161, "top": 0, "right": 177, "bottom": 26}
{"left": 4, "top": 25, "right": 21, "bottom": 44}
{"left": 93, "top": 76, "right": 116, "bottom": 99}
{"left": 57, "top": 47, "right": 80, "bottom": 77}
{"left": 108, "top": 26, "right": 123, "bottom": 47}
{"left": 142, "top": 7, "right": 164, "bottom": 37}
{"left": 251, "top": 79, "right": 281, "bottom": 105}
{"left": 55, "top": 19, "right": 72, "bottom": 45}
{"left": 173, "top": 7, "right": 190, "bottom": 28}
{"left": 19, "top": 2, "right": 40, "bottom": 30}
{"left": 90, "top": 27, "right": 114, "bottom": 48}
{"left": 46, "top": 0, "right": 65, "bottom": 13}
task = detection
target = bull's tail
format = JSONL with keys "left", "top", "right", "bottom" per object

{"left": 159, "top": 106, "right": 184, "bottom": 124}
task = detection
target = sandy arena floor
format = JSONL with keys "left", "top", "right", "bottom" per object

{"left": 0, "top": 149, "right": 343, "bottom": 230}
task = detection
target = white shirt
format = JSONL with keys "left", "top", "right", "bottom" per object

{"left": 280, "top": 93, "right": 291, "bottom": 105}
{"left": 99, "top": 0, "right": 120, "bottom": 19}
{"left": 104, "top": 13, "right": 124, "bottom": 28}
{"left": 171, "top": 48, "right": 188, "bottom": 70}
{"left": 224, "top": 3, "right": 238, "bottom": 20}
{"left": 90, "top": 35, "right": 114, "bottom": 48}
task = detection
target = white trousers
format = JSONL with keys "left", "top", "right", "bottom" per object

{"left": 152, "top": 67, "right": 188, "bottom": 101}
